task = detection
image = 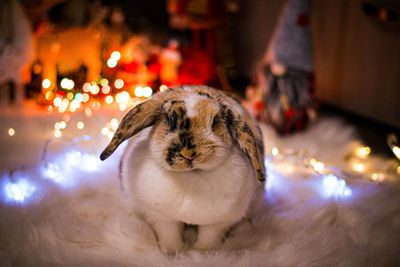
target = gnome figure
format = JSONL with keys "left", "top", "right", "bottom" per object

{"left": 255, "top": 0, "right": 317, "bottom": 134}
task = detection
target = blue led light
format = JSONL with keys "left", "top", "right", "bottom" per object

{"left": 3, "top": 178, "right": 36, "bottom": 203}
{"left": 42, "top": 150, "right": 102, "bottom": 187}
{"left": 42, "top": 162, "right": 66, "bottom": 184}
{"left": 322, "top": 174, "right": 352, "bottom": 198}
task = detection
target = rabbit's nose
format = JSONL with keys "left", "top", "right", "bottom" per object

{"left": 179, "top": 149, "right": 197, "bottom": 162}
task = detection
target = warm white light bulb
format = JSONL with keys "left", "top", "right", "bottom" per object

{"left": 107, "top": 58, "right": 117, "bottom": 68}
{"left": 110, "top": 51, "right": 121, "bottom": 61}
{"left": 355, "top": 146, "right": 371, "bottom": 159}
{"left": 110, "top": 118, "right": 119, "bottom": 130}
{"left": 371, "top": 173, "right": 384, "bottom": 182}
{"left": 353, "top": 162, "right": 365, "bottom": 173}
{"left": 54, "top": 130, "right": 62, "bottom": 138}
{"left": 101, "top": 127, "right": 109, "bottom": 136}
{"left": 42, "top": 78, "right": 51, "bottom": 89}
{"left": 159, "top": 84, "right": 168, "bottom": 92}
{"left": 114, "top": 79, "right": 124, "bottom": 89}
{"left": 77, "top": 121, "right": 85, "bottom": 130}
{"left": 8, "top": 128, "right": 15, "bottom": 136}
{"left": 105, "top": 95, "right": 114, "bottom": 104}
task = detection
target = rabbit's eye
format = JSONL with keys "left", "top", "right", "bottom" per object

{"left": 165, "top": 111, "right": 178, "bottom": 131}
{"left": 212, "top": 115, "right": 221, "bottom": 129}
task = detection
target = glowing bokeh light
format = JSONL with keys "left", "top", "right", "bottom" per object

{"left": 90, "top": 84, "right": 100, "bottom": 95}
{"left": 54, "top": 130, "right": 62, "bottom": 138}
{"left": 69, "top": 99, "right": 81, "bottom": 112}
{"left": 107, "top": 58, "right": 117, "bottom": 68}
{"left": 45, "top": 91, "right": 54, "bottom": 101}
{"left": 8, "top": 128, "right": 15, "bottom": 136}
{"left": 134, "top": 86, "right": 152, "bottom": 98}
{"left": 100, "top": 78, "right": 109, "bottom": 87}
{"left": 322, "top": 174, "right": 352, "bottom": 198}
{"left": 67, "top": 92, "right": 74, "bottom": 100}
{"left": 3, "top": 178, "right": 36, "bottom": 203}
{"left": 83, "top": 82, "right": 91, "bottom": 93}
{"left": 119, "top": 104, "right": 127, "bottom": 111}
{"left": 142, "top": 87, "right": 153, "bottom": 98}
{"left": 355, "top": 146, "right": 371, "bottom": 159}
{"left": 310, "top": 158, "right": 325, "bottom": 173}
{"left": 105, "top": 95, "right": 114, "bottom": 104}
{"left": 53, "top": 97, "right": 62, "bottom": 107}
{"left": 54, "top": 122, "right": 61, "bottom": 131}
{"left": 110, "top": 51, "right": 121, "bottom": 61}
{"left": 82, "top": 93, "right": 90, "bottom": 103}
{"left": 64, "top": 151, "right": 101, "bottom": 173}
{"left": 272, "top": 147, "right": 279, "bottom": 156}
{"left": 159, "top": 84, "right": 168, "bottom": 92}
{"left": 77, "top": 121, "right": 85, "bottom": 130}
{"left": 74, "top": 93, "right": 83, "bottom": 102}
{"left": 60, "top": 78, "right": 74, "bottom": 90}
{"left": 110, "top": 118, "right": 119, "bottom": 130}
{"left": 116, "top": 91, "right": 130, "bottom": 104}
{"left": 371, "top": 172, "right": 385, "bottom": 182}
{"left": 80, "top": 154, "right": 101, "bottom": 172}
{"left": 59, "top": 121, "right": 67, "bottom": 129}
{"left": 42, "top": 162, "right": 64, "bottom": 184}
{"left": 42, "top": 151, "right": 102, "bottom": 187}
{"left": 114, "top": 79, "right": 124, "bottom": 89}
{"left": 42, "top": 78, "right": 51, "bottom": 89}
{"left": 101, "top": 127, "right": 109, "bottom": 136}
{"left": 352, "top": 162, "right": 365, "bottom": 173}
{"left": 102, "top": 85, "right": 111, "bottom": 94}
{"left": 134, "top": 86, "right": 143, "bottom": 97}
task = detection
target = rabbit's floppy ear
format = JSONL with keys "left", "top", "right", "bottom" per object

{"left": 100, "top": 99, "right": 163, "bottom": 160}
{"left": 220, "top": 104, "right": 266, "bottom": 182}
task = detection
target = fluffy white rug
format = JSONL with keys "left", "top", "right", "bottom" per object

{"left": 0, "top": 106, "right": 399, "bottom": 267}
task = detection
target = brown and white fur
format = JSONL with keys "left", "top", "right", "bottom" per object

{"left": 100, "top": 85, "right": 266, "bottom": 251}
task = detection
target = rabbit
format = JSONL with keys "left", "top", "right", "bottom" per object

{"left": 100, "top": 85, "right": 266, "bottom": 252}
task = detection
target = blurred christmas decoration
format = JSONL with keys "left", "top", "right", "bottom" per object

{"left": 17, "top": 0, "right": 229, "bottom": 113}
{"left": 247, "top": 0, "right": 317, "bottom": 135}
{"left": 0, "top": 0, "right": 34, "bottom": 107}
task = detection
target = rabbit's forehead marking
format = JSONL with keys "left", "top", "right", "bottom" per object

{"left": 183, "top": 93, "right": 208, "bottom": 118}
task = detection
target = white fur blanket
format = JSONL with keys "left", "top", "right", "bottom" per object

{"left": 0, "top": 105, "right": 399, "bottom": 267}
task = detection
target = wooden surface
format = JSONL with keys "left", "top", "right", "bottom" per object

{"left": 236, "top": 0, "right": 400, "bottom": 128}
{"left": 312, "top": 0, "right": 400, "bottom": 128}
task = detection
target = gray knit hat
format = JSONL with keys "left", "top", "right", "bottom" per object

{"left": 265, "top": 0, "right": 313, "bottom": 72}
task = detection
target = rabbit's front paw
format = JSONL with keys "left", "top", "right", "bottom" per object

{"left": 159, "top": 238, "right": 185, "bottom": 254}
{"left": 193, "top": 224, "right": 226, "bottom": 250}
{"left": 153, "top": 220, "right": 185, "bottom": 253}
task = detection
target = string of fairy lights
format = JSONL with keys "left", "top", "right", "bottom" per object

{"left": 3, "top": 109, "right": 400, "bottom": 204}
{"left": 2, "top": 113, "right": 123, "bottom": 203}
{"left": 1, "top": 49, "right": 400, "bottom": 204}
{"left": 265, "top": 136, "right": 400, "bottom": 198}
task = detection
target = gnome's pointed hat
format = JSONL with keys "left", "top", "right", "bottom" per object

{"left": 265, "top": 0, "right": 313, "bottom": 72}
